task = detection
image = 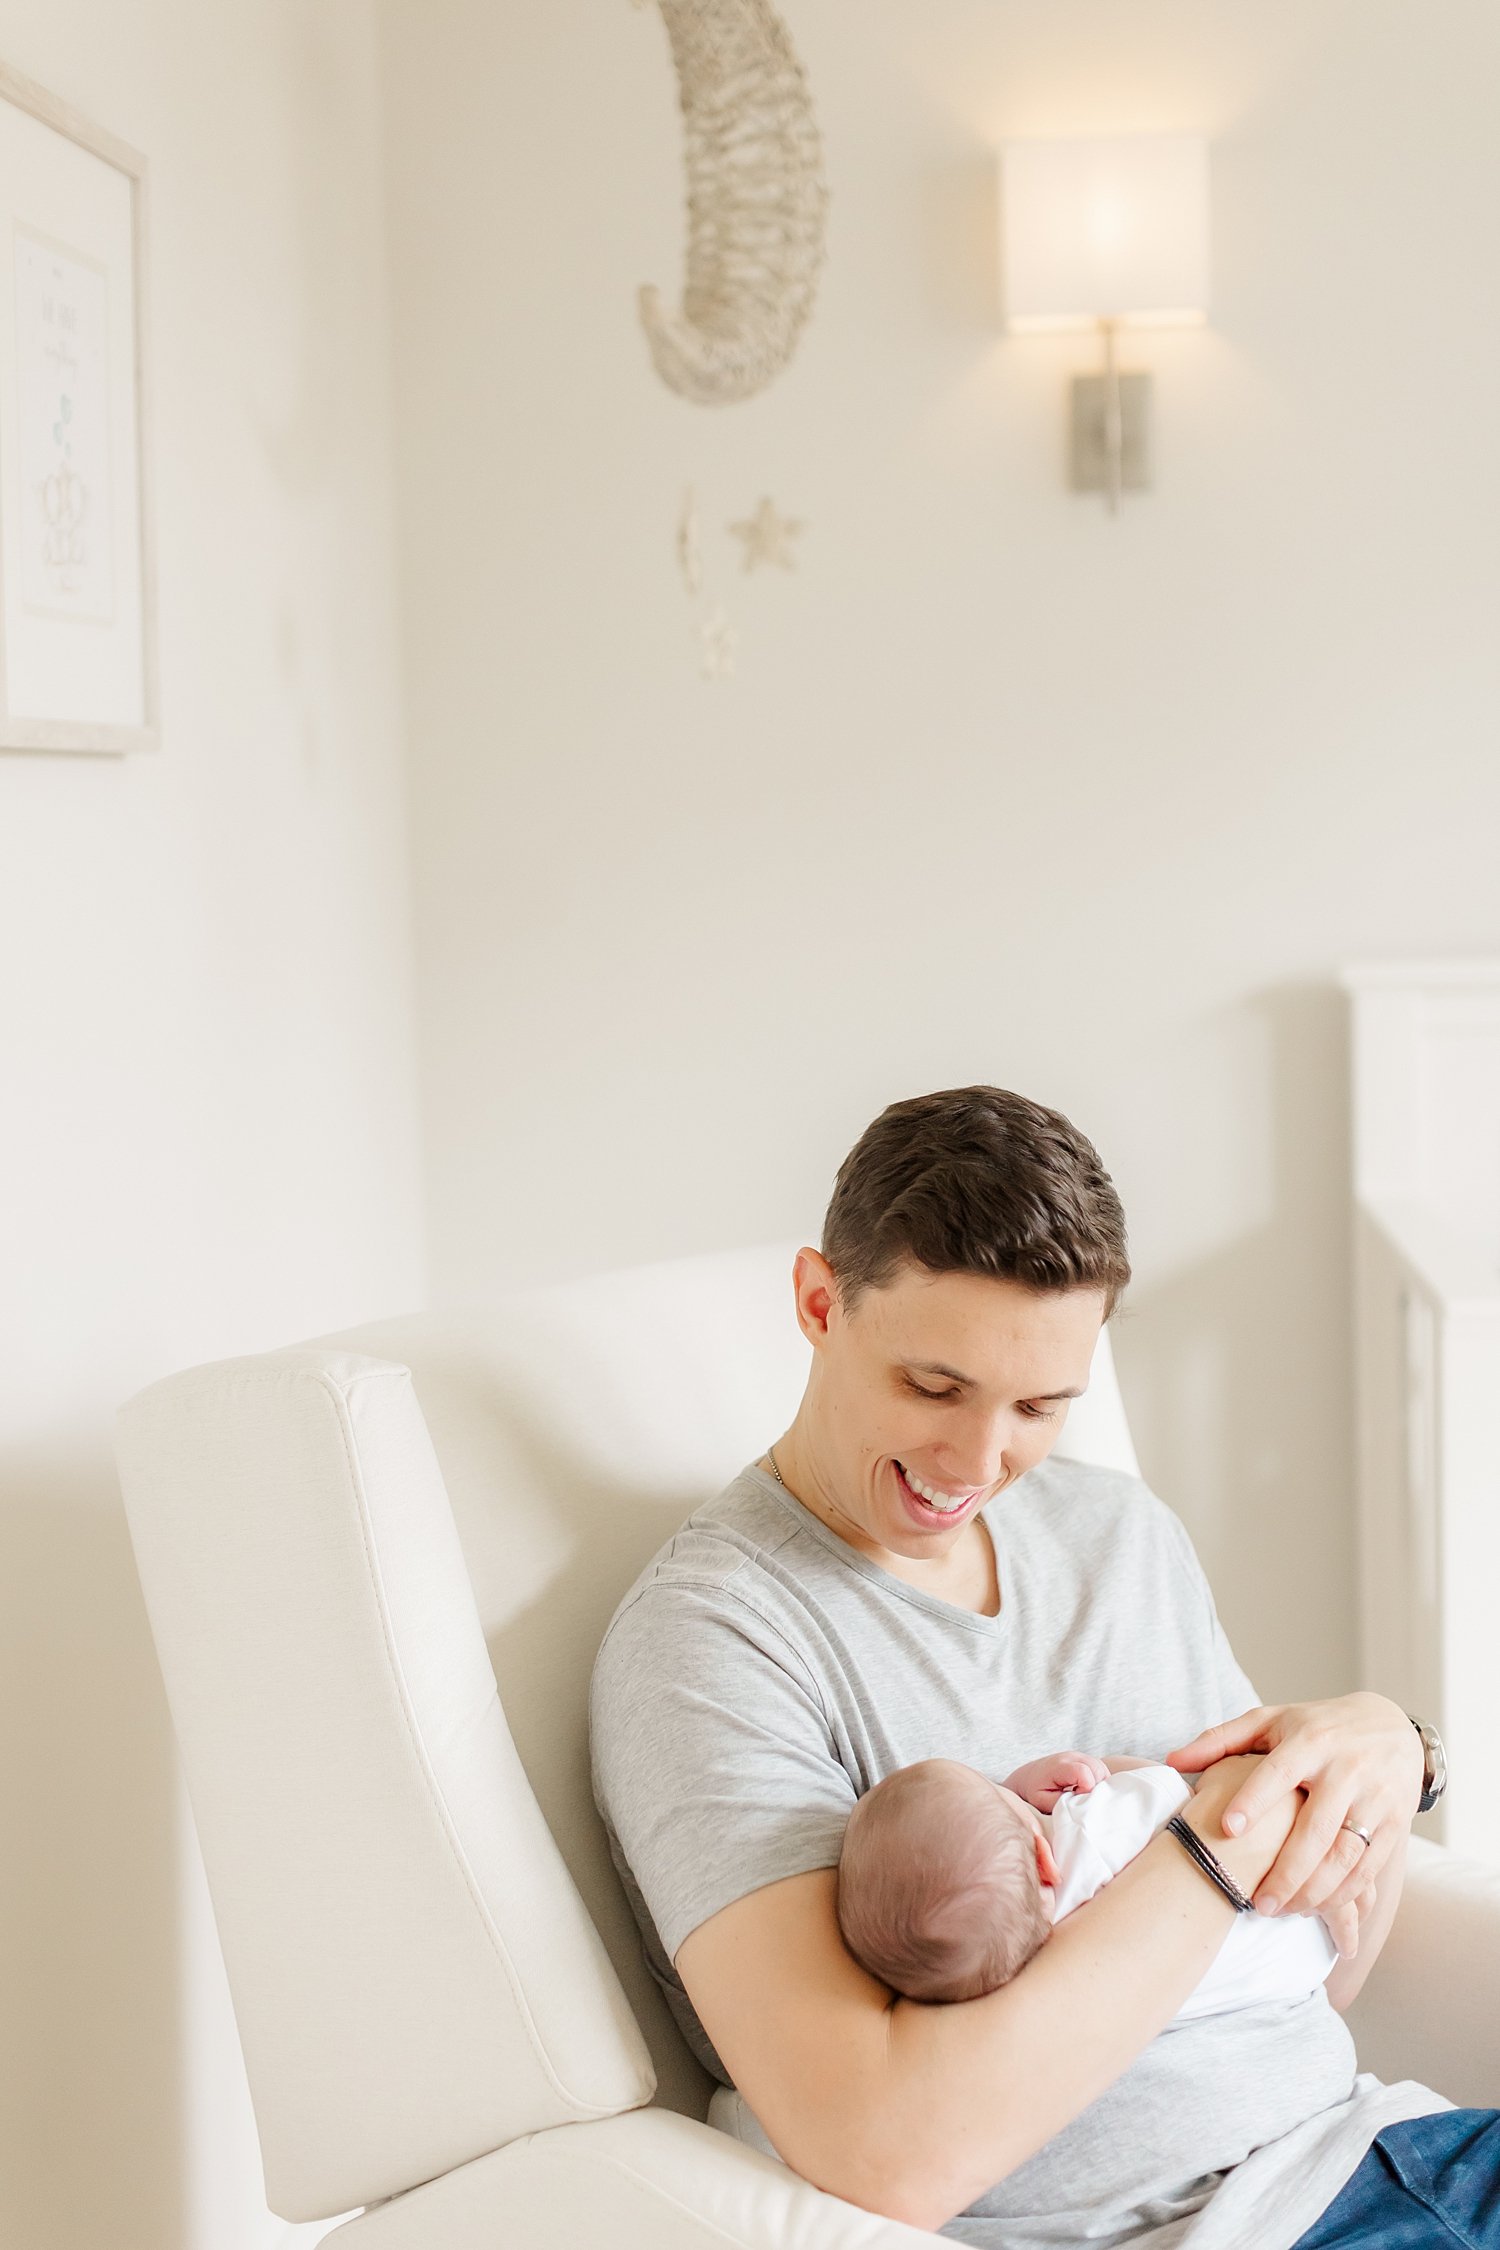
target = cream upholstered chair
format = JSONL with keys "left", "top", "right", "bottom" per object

{"left": 115, "top": 1244, "right": 1500, "bottom": 2250}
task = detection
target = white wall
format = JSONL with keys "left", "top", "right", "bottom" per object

{"left": 378, "top": 0, "right": 1500, "bottom": 1703}
{"left": 0, "top": 5, "right": 423, "bottom": 2246}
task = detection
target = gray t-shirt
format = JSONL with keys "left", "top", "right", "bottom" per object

{"left": 589, "top": 1459, "right": 1446, "bottom": 2250}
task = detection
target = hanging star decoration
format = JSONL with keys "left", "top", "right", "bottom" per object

{"left": 729, "top": 495, "right": 803, "bottom": 573}
{"left": 677, "top": 483, "right": 702, "bottom": 596}
{"left": 699, "top": 602, "right": 737, "bottom": 682}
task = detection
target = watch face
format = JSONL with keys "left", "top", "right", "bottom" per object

{"left": 1416, "top": 1720, "right": 1448, "bottom": 1810}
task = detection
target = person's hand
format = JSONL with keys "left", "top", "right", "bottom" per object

{"left": 1175, "top": 1754, "right": 1373, "bottom": 1960}
{"left": 1166, "top": 1694, "right": 1423, "bottom": 1936}
{"left": 1002, "top": 1751, "right": 1111, "bottom": 1812}
{"left": 1178, "top": 1752, "right": 1292, "bottom": 1849}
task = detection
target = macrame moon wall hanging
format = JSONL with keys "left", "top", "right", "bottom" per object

{"left": 638, "top": 0, "right": 830, "bottom": 406}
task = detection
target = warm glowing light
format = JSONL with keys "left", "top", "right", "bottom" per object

{"left": 999, "top": 135, "right": 1211, "bottom": 333}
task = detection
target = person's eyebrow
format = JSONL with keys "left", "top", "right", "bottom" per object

{"left": 903, "top": 1358, "right": 1084, "bottom": 1401}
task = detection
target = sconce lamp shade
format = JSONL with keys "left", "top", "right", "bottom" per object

{"left": 1000, "top": 135, "right": 1210, "bottom": 332}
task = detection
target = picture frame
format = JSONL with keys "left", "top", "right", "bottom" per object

{"left": 0, "top": 59, "right": 156, "bottom": 754}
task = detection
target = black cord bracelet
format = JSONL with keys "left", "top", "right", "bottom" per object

{"left": 1165, "top": 1813, "right": 1257, "bottom": 1912}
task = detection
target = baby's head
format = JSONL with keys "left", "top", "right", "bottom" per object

{"left": 837, "top": 1759, "right": 1056, "bottom": 2004}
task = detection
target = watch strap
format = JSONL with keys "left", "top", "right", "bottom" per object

{"left": 1165, "top": 1814, "right": 1257, "bottom": 1911}
{"left": 1408, "top": 1713, "right": 1447, "bottom": 1815}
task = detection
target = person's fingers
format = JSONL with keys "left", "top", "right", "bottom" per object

{"left": 1322, "top": 1898, "right": 1360, "bottom": 1960}
{"left": 1215, "top": 1740, "right": 1309, "bottom": 1837}
{"left": 1044, "top": 1757, "right": 1101, "bottom": 1798}
{"left": 1165, "top": 1706, "right": 1281, "bottom": 1772}
{"left": 1300, "top": 1834, "right": 1394, "bottom": 1918}
{"left": 1247, "top": 1783, "right": 1357, "bottom": 1911}
{"left": 1252, "top": 1764, "right": 1405, "bottom": 1915}
{"left": 1352, "top": 1879, "right": 1379, "bottom": 1923}
{"left": 1286, "top": 1800, "right": 1403, "bottom": 1908}
{"left": 1277, "top": 1823, "right": 1390, "bottom": 1917}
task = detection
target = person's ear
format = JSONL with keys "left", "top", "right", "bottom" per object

{"left": 792, "top": 1247, "right": 840, "bottom": 1347}
{"left": 1035, "top": 1827, "right": 1059, "bottom": 1890}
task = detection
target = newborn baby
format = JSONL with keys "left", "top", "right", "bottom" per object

{"left": 836, "top": 1751, "right": 1338, "bottom": 2014}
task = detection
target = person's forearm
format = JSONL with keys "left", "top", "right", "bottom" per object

{"left": 869, "top": 1765, "right": 1295, "bottom": 2232}
{"left": 1324, "top": 1829, "right": 1408, "bottom": 2013}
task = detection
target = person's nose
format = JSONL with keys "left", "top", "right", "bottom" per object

{"left": 940, "top": 1405, "right": 1018, "bottom": 1490}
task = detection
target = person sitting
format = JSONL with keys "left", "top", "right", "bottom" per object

{"left": 591, "top": 1086, "right": 1479, "bottom": 2249}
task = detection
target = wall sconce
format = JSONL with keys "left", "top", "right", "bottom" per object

{"left": 999, "top": 136, "right": 1211, "bottom": 513}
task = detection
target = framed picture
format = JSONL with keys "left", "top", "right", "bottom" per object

{"left": 0, "top": 60, "right": 155, "bottom": 754}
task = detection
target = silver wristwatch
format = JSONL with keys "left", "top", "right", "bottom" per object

{"left": 1409, "top": 1715, "right": 1448, "bottom": 1815}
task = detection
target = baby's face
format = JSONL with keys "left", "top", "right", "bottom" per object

{"left": 991, "top": 1780, "right": 1061, "bottom": 1920}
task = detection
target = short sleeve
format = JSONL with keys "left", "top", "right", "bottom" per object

{"left": 1158, "top": 1504, "right": 1260, "bottom": 1720}
{"left": 589, "top": 1581, "right": 858, "bottom": 1966}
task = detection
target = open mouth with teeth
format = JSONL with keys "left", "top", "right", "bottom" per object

{"left": 894, "top": 1460, "right": 978, "bottom": 1519}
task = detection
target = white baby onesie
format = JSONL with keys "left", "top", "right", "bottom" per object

{"left": 1047, "top": 1765, "right": 1338, "bottom": 2022}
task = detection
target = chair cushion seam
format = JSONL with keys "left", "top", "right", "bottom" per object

{"left": 525, "top": 2138, "right": 905, "bottom": 2247}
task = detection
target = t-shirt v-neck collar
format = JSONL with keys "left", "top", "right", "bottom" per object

{"left": 746, "top": 1463, "right": 1006, "bottom": 1636}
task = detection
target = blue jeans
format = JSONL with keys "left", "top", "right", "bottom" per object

{"left": 1293, "top": 2111, "right": 1500, "bottom": 2247}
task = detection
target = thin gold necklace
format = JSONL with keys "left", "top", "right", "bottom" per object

{"left": 765, "top": 1444, "right": 787, "bottom": 1489}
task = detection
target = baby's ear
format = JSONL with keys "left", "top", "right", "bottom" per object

{"left": 1035, "top": 1827, "right": 1059, "bottom": 1890}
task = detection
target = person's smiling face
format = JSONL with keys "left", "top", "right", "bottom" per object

{"left": 785, "top": 1248, "right": 1106, "bottom": 1572}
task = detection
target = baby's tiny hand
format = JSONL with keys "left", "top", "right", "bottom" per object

{"left": 1002, "top": 1752, "right": 1111, "bottom": 1812}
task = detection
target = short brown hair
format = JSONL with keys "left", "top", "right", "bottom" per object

{"left": 822, "top": 1086, "right": 1129, "bottom": 1316}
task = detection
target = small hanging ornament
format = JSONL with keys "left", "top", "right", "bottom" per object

{"left": 634, "top": 0, "right": 830, "bottom": 406}
{"left": 729, "top": 495, "right": 803, "bottom": 572}
{"left": 698, "top": 602, "right": 737, "bottom": 681}
{"left": 677, "top": 484, "right": 703, "bottom": 596}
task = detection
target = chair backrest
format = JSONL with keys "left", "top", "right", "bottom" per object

{"left": 117, "top": 1242, "right": 1140, "bottom": 2222}
{"left": 116, "top": 1347, "right": 658, "bottom": 2223}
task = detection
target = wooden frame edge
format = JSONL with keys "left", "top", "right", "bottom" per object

{"left": 0, "top": 57, "right": 157, "bottom": 756}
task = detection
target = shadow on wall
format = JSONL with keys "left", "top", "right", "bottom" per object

{"left": 917, "top": 152, "right": 1003, "bottom": 334}
{"left": 1111, "top": 982, "right": 1357, "bottom": 1702}
{"left": 0, "top": 1445, "right": 184, "bottom": 2250}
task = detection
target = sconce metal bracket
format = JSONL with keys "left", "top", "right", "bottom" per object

{"left": 1070, "top": 371, "right": 1151, "bottom": 500}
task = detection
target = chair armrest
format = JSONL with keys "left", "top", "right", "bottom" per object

{"left": 324, "top": 2108, "right": 944, "bottom": 2250}
{"left": 331, "top": 1841, "right": 1500, "bottom": 2250}
{"left": 1345, "top": 1838, "right": 1500, "bottom": 2106}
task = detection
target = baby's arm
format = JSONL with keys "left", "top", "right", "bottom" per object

{"left": 1003, "top": 1752, "right": 1111, "bottom": 1811}
{"left": 1005, "top": 1751, "right": 1167, "bottom": 1810}
{"left": 1007, "top": 1753, "right": 1199, "bottom": 1813}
